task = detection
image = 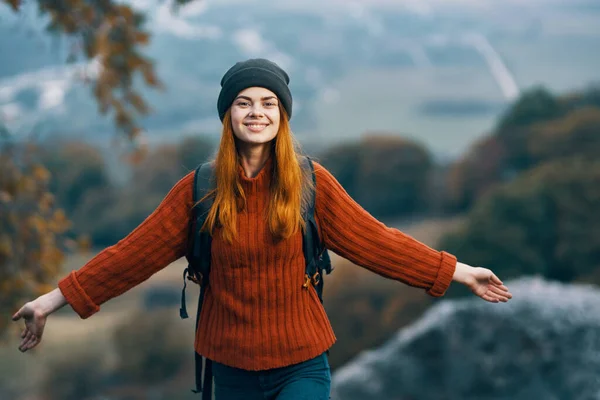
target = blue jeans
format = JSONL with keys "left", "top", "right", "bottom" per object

{"left": 212, "top": 352, "right": 331, "bottom": 400}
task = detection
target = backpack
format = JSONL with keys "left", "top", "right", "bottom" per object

{"left": 179, "top": 156, "right": 333, "bottom": 399}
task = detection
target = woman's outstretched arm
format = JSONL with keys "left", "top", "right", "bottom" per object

{"left": 12, "top": 170, "right": 196, "bottom": 352}
{"left": 312, "top": 162, "right": 511, "bottom": 302}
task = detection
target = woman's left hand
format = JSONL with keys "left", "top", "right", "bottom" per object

{"left": 452, "top": 262, "right": 512, "bottom": 303}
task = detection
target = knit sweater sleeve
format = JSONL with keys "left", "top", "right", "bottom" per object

{"left": 313, "top": 162, "right": 457, "bottom": 297}
{"left": 57, "top": 171, "right": 195, "bottom": 318}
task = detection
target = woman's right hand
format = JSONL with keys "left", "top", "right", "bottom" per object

{"left": 12, "top": 288, "right": 68, "bottom": 352}
{"left": 12, "top": 301, "right": 47, "bottom": 352}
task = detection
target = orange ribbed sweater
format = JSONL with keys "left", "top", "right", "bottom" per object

{"left": 58, "top": 157, "right": 457, "bottom": 371}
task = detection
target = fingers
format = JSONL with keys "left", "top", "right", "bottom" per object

{"left": 489, "top": 285, "right": 512, "bottom": 300}
{"left": 19, "top": 331, "right": 40, "bottom": 352}
{"left": 21, "top": 328, "right": 28, "bottom": 339}
{"left": 19, "top": 331, "right": 34, "bottom": 352}
{"left": 481, "top": 286, "right": 511, "bottom": 303}
{"left": 481, "top": 293, "right": 499, "bottom": 303}
{"left": 21, "top": 338, "right": 37, "bottom": 352}
{"left": 491, "top": 293, "right": 510, "bottom": 303}
{"left": 483, "top": 292, "right": 507, "bottom": 303}
{"left": 490, "top": 273, "right": 503, "bottom": 286}
{"left": 25, "top": 336, "right": 40, "bottom": 351}
{"left": 12, "top": 310, "right": 22, "bottom": 321}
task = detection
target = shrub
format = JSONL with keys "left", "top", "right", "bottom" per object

{"left": 318, "top": 135, "right": 433, "bottom": 218}
{"left": 440, "top": 156, "right": 600, "bottom": 290}
{"left": 447, "top": 87, "right": 600, "bottom": 211}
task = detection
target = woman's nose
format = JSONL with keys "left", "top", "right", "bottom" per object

{"left": 249, "top": 105, "right": 265, "bottom": 117}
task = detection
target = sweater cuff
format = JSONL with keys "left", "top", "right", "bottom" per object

{"left": 58, "top": 271, "right": 100, "bottom": 319}
{"left": 426, "top": 251, "right": 457, "bottom": 297}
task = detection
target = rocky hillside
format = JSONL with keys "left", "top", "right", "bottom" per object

{"left": 331, "top": 277, "right": 600, "bottom": 400}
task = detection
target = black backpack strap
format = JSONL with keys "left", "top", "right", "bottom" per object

{"left": 181, "top": 162, "right": 215, "bottom": 319}
{"left": 301, "top": 156, "right": 332, "bottom": 303}
{"left": 180, "top": 165, "right": 201, "bottom": 319}
{"left": 195, "top": 163, "right": 215, "bottom": 399}
{"left": 179, "top": 162, "right": 215, "bottom": 399}
{"left": 193, "top": 162, "right": 215, "bottom": 283}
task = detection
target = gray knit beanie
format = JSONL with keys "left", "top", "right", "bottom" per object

{"left": 217, "top": 58, "right": 292, "bottom": 122}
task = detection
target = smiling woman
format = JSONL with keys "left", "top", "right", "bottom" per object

{"left": 229, "top": 88, "right": 281, "bottom": 149}
{"left": 12, "top": 58, "right": 512, "bottom": 400}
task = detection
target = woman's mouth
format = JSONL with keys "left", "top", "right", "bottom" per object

{"left": 244, "top": 123, "right": 269, "bottom": 133}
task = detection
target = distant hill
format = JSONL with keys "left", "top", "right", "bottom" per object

{"left": 1, "top": 0, "right": 599, "bottom": 158}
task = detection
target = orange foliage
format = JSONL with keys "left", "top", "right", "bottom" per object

{"left": 0, "top": 143, "right": 75, "bottom": 337}
{"left": 3, "top": 0, "right": 167, "bottom": 140}
{"left": 5, "top": 0, "right": 19, "bottom": 11}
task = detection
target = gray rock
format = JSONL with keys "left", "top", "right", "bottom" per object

{"left": 331, "top": 277, "right": 600, "bottom": 400}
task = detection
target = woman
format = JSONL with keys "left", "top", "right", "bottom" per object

{"left": 12, "top": 58, "right": 512, "bottom": 400}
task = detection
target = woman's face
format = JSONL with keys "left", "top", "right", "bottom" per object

{"left": 230, "top": 87, "right": 281, "bottom": 146}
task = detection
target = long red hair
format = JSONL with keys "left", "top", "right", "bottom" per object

{"left": 200, "top": 105, "right": 313, "bottom": 243}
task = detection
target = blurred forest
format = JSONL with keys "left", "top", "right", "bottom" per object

{"left": 1, "top": 0, "right": 599, "bottom": 398}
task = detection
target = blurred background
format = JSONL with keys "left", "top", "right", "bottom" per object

{"left": 1, "top": 0, "right": 599, "bottom": 399}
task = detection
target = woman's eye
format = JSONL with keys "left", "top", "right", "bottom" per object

{"left": 265, "top": 102, "right": 277, "bottom": 107}
{"left": 237, "top": 101, "right": 250, "bottom": 107}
